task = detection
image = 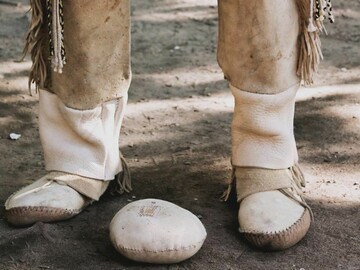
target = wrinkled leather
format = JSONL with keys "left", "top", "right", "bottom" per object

{"left": 51, "top": 172, "right": 109, "bottom": 201}
{"left": 231, "top": 84, "right": 299, "bottom": 169}
{"left": 239, "top": 190, "right": 305, "bottom": 233}
{"left": 39, "top": 89, "right": 127, "bottom": 180}
{"left": 235, "top": 167, "right": 307, "bottom": 233}
{"left": 5, "top": 175, "right": 87, "bottom": 210}
{"left": 235, "top": 167, "right": 293, "bottom": 202}
{"left": 48, "top": 0, "right": 131, "bottom": 109}
{"left": 217, "top": 0, "right": 300, "bottom": 94}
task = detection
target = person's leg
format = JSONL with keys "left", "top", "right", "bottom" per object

{"left": 5, "top": 0, "right": 131, "bottom": 226}
{"left": 218, "top": 0, "right": 321, "bottom": 250}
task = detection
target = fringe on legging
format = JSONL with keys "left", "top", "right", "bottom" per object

{"left": 23, "top": 0, "right": 332, "bottom": 91}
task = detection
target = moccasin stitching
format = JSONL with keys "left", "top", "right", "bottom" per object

{"left": 5, "top": 205, "right": 87, "bottom": 226}
{"left": 241, "top": 209, "right": 311, "bottom": 250}
{"left": 239, "top": 209, "right": 310, "bottom": 235}
{"left": 117, "top": 238, "right": 207, "bottom": 253}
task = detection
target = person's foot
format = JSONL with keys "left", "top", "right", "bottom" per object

{"left": 5, "top": 172, "right": 109, "bottom": 226}
{"left": 225, "top": 166, "right": 312, "bottom": 250}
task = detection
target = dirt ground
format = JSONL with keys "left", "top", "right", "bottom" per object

{"left": 0, "top": 0, "right": 360, "bottom": 269}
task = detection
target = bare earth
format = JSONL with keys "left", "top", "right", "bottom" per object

{"left": 0, "top": 0, "right": 359, "bottom": 269}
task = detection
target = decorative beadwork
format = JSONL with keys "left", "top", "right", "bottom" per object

{"left": 47, "top": 0, "right": 53, "bottom": 58}
{"left": 326, "top": 0, "right": 335, "bottom": 23}
{"left": 315, "top": 0, "right": 321, "bottom": 21}
{"left": 314, "top": 0, "right": 334, "bottom": 26}
{"left": 47, "top": 0, "right": 66, "bottom": 73}
{"left": 59, "top": 0, "right": 66, "bottom": 64}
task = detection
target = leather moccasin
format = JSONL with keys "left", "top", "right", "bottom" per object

{"left": 5, "top": 172, "right": 109, "bottom": 226}
{"left": 223, "top": 166, "right": 312, "bottom": 250}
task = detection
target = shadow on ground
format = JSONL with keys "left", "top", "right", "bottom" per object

{"left": 1, "top": 0, "right": 360, "bottom": 269}
{"left": 1, "top": 91, "right": 360, "bottom": 269}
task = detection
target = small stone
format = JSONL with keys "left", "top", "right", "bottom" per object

{"left": 9, "top": 133, "right": 21, "bottom": 140}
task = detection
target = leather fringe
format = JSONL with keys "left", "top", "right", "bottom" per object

{"left": 112, "top": 155, "right": 132, "bottom": 195}
{"left": 23, "top": 0, "right": 327, "bottom": 91}
{"left": 295, "top": 0, "right": 326, "bottom": 85}
{"left": 22, "top": 0, "right": 48, "bottom": 94}
{"left": 221, "top": 167, "right": 236, "bottom": 202}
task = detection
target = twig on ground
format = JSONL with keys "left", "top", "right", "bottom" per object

{"left": 151, "top": 156, "right": 159, "bottom": 166}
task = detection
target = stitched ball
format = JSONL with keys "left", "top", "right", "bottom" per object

{"left": 109, "top": 199, "right": 207, "bottom": 264}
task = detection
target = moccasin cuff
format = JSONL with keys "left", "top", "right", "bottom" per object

{"left": 39, "top": 90, "right": 127, "bottom": 180}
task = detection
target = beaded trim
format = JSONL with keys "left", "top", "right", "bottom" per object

{"left": 47, "top": 0, "right": 66, "bottom": 73}
{"left": 315, "top": 0, "right": 335, "bottom": 24}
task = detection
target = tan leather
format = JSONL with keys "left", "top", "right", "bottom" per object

{"left": 47, "top": 0, "right": 131, "bottom": 109}
{"left": 235, "top": 168, "right": 293, "bottom": 202}
{"left": 231, "top": 84, "right": 299, "bottom": 169}
{"left": 217, "top": 0, "right": 300, "bottom": 94}
{"left": 50, "top": 172, "right": 109, "bottom": 201}
{"left": 39, "top": 89, "right": 127, "bottom": 180}
{"left": 235, "top": 167, "right": 312, "bottom": 250}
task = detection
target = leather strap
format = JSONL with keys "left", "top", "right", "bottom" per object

{"left": 236, "top": 168, "right": 293, "bottom": 202}
{"left": 51, "top": 172, "right": 109, "bottom": 201}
